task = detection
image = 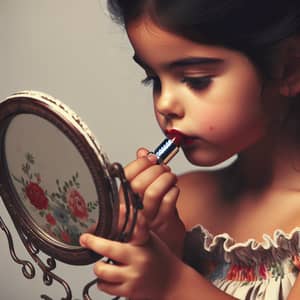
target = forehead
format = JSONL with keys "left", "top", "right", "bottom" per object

{"left": 126, "top": 17, "right": 231, "bottom": 68}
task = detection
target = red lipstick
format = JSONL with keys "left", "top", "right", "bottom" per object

{"left": 151, "top": 129, "right": 183, "bottom": 164}
{"left": 167, "top": 129, "right": 184, "bottom": 146}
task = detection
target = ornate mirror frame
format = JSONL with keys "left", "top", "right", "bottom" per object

{"left": 0, "top": 91, "right": 142, "bottom": 300}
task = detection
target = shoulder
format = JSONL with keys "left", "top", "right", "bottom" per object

{"left": 177, "top": 170, "right": 219, "bottom": 200}
{"left": 176, "top": 170, "right": 222, "bottom": 230}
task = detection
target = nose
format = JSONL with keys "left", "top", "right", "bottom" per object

{"left": 155, "top": 84, "right": 184, "bottom": 122}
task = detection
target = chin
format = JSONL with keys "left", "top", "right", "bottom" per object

{"left": 184, "top": 151, "right": 238, "bottom": 169}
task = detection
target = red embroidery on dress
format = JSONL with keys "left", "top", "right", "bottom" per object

{"left": 292, "top": 255, "right": 300, "bottom": 270}
{"left": 226, "top": 264, "right": 268, "bottom": 281}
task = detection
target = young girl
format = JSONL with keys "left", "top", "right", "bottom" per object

{"left": 80, "top": 1, "right": 300, "bottom": 299}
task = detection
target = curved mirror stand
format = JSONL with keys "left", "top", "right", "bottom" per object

{"left": 0, "top": 91, "right": 142, "bottom": 300}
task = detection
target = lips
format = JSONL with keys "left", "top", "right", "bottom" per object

{"left": 166, "top": 129, "right": 196, "bottom": 146}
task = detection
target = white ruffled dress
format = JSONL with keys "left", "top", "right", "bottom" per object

{"left": 186, "top": 225, "right": 300, "bottom": 300}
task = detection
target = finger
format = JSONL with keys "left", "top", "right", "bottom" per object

{"left": 124, "top": 156, "right": 155, "bottom": 181}
{"left": 136, "top": 147, "right": 158, "bottom": 165}
{"left": 136, "top": 147, "right": 149, "bottom": 158}
{"left": 142, "top": 172, "right": 178, "bottom": 220}
{"left": 97, "top": 281, "right": 129, "bottom": 298}
{"left": 130, "top": 164, "right": 171, "bottom": 196}
{"left": 79, "top": 234, "right": 129, "bottom": 264}
{"left": 93, "top": 260, "right": 125, "bottom": 283}
{"left": 117, "top": 203, "right": 127, "bottom": 232}
{"left": 150, "top": 185, "right": 180, "bottom": 229}
{"left": 119, "top": 156, "right": 155, "bottom": 204}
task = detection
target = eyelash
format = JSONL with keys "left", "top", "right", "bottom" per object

{"left": 141, "top": 76, "right": 158, "bottom": 86}
{"left": 181, "top": 76, "right": 212, "bottom": 90}
{"left": 141, "top": 75, "right": 212, "bottom": 91}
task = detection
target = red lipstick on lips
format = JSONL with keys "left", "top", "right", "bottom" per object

{"left": 150, "top": 129, "right": 184, "bottom": 164}
{"left": 166, "top": 129, "right": 184, "bottom": 146}
{"left": 168, "top": 129, "right": 196, "bottom": 146}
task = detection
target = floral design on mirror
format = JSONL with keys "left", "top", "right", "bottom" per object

{"left": 12, "top": 152, "right": 98, "bottom": 246}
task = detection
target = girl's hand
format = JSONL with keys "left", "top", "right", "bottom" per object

{"left": 122, "top": 147, "right": 185, "bottom": 256}
{"left": 80, "top": 213, "right": 185, "bottom": 300}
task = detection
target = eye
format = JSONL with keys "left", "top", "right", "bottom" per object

{"left": 181, "top": 76, "right": 212, "bottom": 90}
{"left": 141, "top": 76, "right": 161, "bottom": 92}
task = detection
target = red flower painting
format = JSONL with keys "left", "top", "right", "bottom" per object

{"left": 25, "top": 182, "right": 49, "bottom": 210}
{"left": 67, "top": 189, "right": 88, "bottom": 219}
{"left": 61, "top": 231, "right": 71, "bottom": 244}
{"left": 13, "top": 152, "right": 98, "bottom": 246}
{"left": 46, "top": 213, "right": 56, "bottom": 226}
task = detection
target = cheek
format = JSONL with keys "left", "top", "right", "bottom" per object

{"left": 209, "top": 79, "right": 264, "bottom": 136}
{"left": 192, "top": 93, "right": 267, "bottom": 144}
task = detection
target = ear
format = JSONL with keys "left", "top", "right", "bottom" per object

{"left": 279, "top": 36, "right": 300, "bottom": 97}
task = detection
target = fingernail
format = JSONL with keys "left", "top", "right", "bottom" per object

{"left": 147, "top": 152, "right": 158, "bottom": 164}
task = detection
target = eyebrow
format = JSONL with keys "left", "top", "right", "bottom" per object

{"left": 133, "top": 55, "right": 224, "bottom": 70}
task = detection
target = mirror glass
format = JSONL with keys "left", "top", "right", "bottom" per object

{"left": 4, "top": 113, "right": 99, "bottom": 247}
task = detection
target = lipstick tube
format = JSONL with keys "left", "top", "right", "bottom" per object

{"left": 152, "top": 137, "right": 179, "bottom": 164}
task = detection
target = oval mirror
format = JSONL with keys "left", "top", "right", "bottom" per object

{"left": 0, "top": 90, "right": 137, "bottom": 266}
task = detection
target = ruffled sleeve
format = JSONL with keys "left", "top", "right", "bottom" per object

{"left": 184, "top": 225, "right": 300, "bottom": 300}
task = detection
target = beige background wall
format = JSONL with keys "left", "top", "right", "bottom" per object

{"left": 0, "top": 1, "right": 195, "bottom": 299}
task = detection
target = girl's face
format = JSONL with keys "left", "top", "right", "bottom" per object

{"left": 127, "top": 18, "right": 280, "bottom": 166}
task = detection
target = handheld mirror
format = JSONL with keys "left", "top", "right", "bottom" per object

{"left": 0, "top": 90, "right": 142, "bottom": 299}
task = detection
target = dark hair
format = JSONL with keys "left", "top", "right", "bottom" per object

{"left": 107, "top": 0, "right": 300, "bottom": 77}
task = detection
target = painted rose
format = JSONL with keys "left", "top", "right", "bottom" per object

{"left": 61, "top": 231, "right": 71, "bottom": 244}
{"left": 25, "top": 182, "right": 48, "bottom": 210}
{"left": 67, "top": 189, "right": 88, "bottom": 219}
{"left": 46, "top": 213, "right": 56, "bottom": 226}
